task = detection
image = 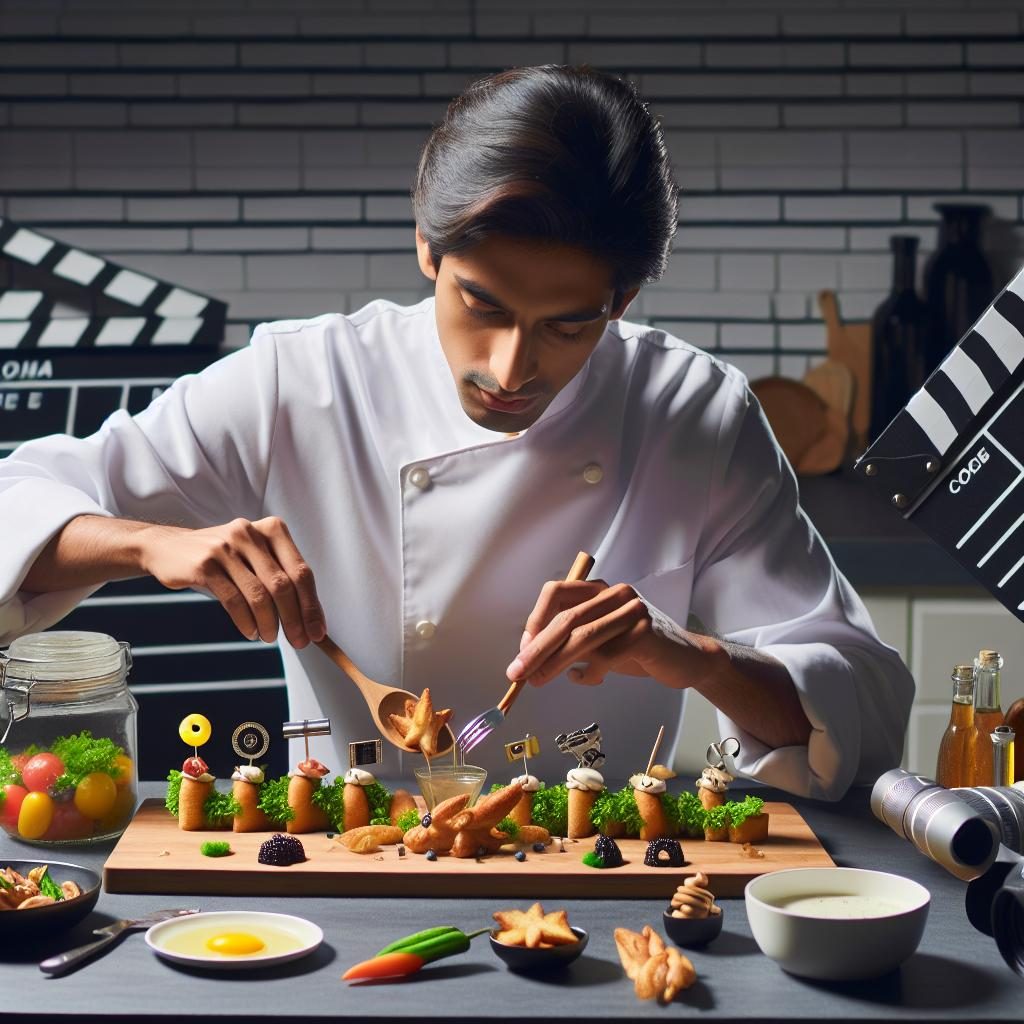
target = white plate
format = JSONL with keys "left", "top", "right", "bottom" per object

{"left": 145, "top": 911, "right": 323, "bottom": 970}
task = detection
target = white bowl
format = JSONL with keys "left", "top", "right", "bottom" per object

{"left": 745, "top": 867, "right": 930, "bottom": 981}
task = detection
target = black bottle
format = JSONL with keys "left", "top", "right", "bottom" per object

{"left": 869, "top": 235, "right": 929, "bottom": 442}
{"left": 924, "top": 203, "right": 994, "bottom": 374}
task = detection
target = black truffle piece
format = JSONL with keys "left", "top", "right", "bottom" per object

{"left": 644, "top": 838, "right": 685, "bottom": 868}
{"left": 594, "top": 834, "right": 625, "bottom": 868}
{"left": 257, "top": 833, "right": 306, "bottom": 866}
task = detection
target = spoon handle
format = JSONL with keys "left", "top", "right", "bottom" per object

{"left": 497, "top": 550, "right": 595, "bottom": 715}
{"left": 315, "top": 636, "right": 382, "bottom": 694}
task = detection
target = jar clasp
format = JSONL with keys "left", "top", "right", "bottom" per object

{"left": 0, "top": 655, "right": 34, "bottom": 746}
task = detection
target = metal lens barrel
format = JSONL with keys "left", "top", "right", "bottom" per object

{"left": 871, "top": 769, "right": 999, "bottom": 880}
{"left": 952, "top": 786, "right": 1024, "bottom": 851}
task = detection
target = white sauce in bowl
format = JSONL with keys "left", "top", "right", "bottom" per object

{"left": 770, "top": 895, "right": 907, "bottom": 919}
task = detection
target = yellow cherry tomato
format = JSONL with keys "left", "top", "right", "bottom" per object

{"left": 74, "top": 772, "right": 118, "bottom": 820}
{"left": 179, "top": 714, "right": 212, "bottom": 748}
{"left": 112, "top": 754, "right": 134, "bottom": 788}
{"left": 18, "top": 790, "right": 54, "bottom": 840}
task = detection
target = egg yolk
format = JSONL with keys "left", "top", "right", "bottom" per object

{"left": 205, "top": 932, "right": 266, "bottom": 956}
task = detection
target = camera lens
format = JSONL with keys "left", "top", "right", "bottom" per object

{"left": 871, "top": 769, "right": 999, "bottom": 880}
{"left": 991, "top": 861, "right": 1024, "bottom": 978}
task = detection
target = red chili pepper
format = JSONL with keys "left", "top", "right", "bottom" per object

{"left": 342, "top": 950, "right": 425, "bottom": 981}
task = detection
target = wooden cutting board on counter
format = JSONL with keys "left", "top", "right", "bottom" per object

{"left": 104, "top": 799, "right": 834, "bottom": 899}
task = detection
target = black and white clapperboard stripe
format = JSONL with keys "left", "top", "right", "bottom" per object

{"left": 857, "top": 265, "right": 1024, "bottom": 624}
{"left": 0, "top": 216, "right": 226, "bottom": 348}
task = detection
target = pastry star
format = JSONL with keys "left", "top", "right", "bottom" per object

{"left": 388, "top": 687, "right": 452, "bottom": 757}
{"left": 492, "top": 902, "right": 577, "bottom": 949}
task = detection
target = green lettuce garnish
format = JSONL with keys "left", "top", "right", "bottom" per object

{"left": 257, "top": 776, "right": 295, "bottom": 825}
{"left": 590, "top": 786, "right": 645, "bottom": 837}
{"left": 165, "top": 770, "right": 182, "bottom": 817}
{"left": 0, "top": 747, "right": 20, "bottom": 788}
{"left": 200, "top": 841, "right": 232, "bottom": 857}
{"left": 311, "top": 777, "right": 343, "bottom": 830}
{"left": 203, "top": 789, "right": 241, "bottom": 827}
{"left": 365, "top": 781, "right": 392, "bottom": 823}
{"left": 50, "top": 731, "right": 124, "bottom": 792}
{"left": 704, "top": 804, "right": 729, "bottom": 831}
{"left": 396, "top": 808, "right": 420, "bottom": 833}
{"left": 496, "top": 817, "right": 519, "bottom": 838}
{"left": 725, "top": 795, "right": 764, "bottom": 828}
{"left": 668, "top": 790, "right": 707, "bottom": 838}
{"left": 37, "top": 866, "right": 64, "bottom": 902}
{"left": 582, "top": 850, "right": 604, "bottom": 868}
{"left": 530, "top": 783, "right": 568, "bottom": 836}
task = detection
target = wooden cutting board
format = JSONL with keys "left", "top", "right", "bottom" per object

{"left": 103, "top": 799, "right": 835, "bottom": 899}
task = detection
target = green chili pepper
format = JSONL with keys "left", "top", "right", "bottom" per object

{"left": 375, "top": 925, "right": 490, "bottom": 964}
{"left": 376, "top": 926, "right": 462, "bottom": 956}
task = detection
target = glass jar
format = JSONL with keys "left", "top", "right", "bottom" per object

{"left": 0, "top": 630, "right": 138, "bottom": 845}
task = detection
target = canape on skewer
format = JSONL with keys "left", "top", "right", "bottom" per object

{"left": 508, "top": 771, "right": 542, "bottom": 827}
{"left": 341, "top": 767, "right": 375, "bottom": 831}
{"left": 286, "top": 758, "right": 331, "bottom": 833}
{"left": 629, "top": 771, "right": 674, "bottom": 841}
{"left": 696, "top": 765, "right": 734, "bottom": 810}
{"left": 231, "top": 764, "right": 270, "bottom": 833}
{"left": 566, "top": 767, "right": 604, "bottom": 839}
{"left": 178, "top": 756, "right": 214, "bottom": 832}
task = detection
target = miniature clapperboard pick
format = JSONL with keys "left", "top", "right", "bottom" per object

{"left": 555, "top": 722, "right": 606, "bottom": 770}
{"left": 504, "top": 734, "right": 540, "bottom": 779}
{"left": 231, "top": 721, "right": 270, "bottom": 766}
{"left": 282, "top": 717, "right": 331, "bottom": 764}
{"left": 349, "top": 738, "right": 382, "bottom": 769}
{"left": 856, "top": 264, "right": 1024, "bottom": 624}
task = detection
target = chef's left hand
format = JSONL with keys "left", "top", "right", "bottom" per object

{"left": 506, "top": 580, "right": 721, "bottom": 689}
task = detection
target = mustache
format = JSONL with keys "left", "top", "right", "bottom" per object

{"left": 463, "top": 369, "right": 542, "bottom": 401}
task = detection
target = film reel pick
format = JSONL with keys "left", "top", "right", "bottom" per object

{"left": 282, "top": 717, "right": 331, "bottom": 764}
{"left": 706, "top": 736, "right": 741, "bottom": 771}
{"left": 232, "top": 720, "right": 270, "bottom": 767}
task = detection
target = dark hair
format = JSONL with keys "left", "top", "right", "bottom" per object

{"left": 412, "top": 65, "right": 679, "bottom": 297}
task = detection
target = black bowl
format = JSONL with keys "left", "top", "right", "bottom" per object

{"left": 0, "top": 859, "right": 101, "bottom": 939}
{"left": 489, "top": 925, "right": 588, "bottom": 972}
{"left": 662, "top": 907, "right": 723, "bottom": 949}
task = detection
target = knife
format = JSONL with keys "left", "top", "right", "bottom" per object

{"left": 39, "top": 907, "right": 200, "bottom": 976}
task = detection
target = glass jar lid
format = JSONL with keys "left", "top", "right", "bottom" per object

{"left": 3, "top": 631, "right": 129, "bottom": 701}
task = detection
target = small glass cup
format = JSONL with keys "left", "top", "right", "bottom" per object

{"left": 414, "top": 764, "right": 487, "bottom": 810}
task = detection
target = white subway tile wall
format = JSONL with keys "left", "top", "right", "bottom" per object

{"left": 1, "top": 0, "right": 1021, "bottom": 371}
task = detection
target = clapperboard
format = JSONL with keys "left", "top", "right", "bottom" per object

{"left": 856, "top": 265, "right": 1024, "bottom": 624}
{"left": 0, "top": 216, "right": 225, "bottom": 348}
{"left": 0, "top": 221, "right": 290, "bottom": 778}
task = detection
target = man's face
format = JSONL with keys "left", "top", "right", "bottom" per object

{"left": 416, "top": 230, "right": 638, "bottom": 432}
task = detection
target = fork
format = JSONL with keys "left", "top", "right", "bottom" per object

{"left": 456, "top": 550, "right": 595, "bottom": 756}
{"left": 39, "top": 907, "right": 200, "bottom": 976}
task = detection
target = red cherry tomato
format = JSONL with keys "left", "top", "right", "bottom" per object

{"left": 45, "top": 800, "right": 94, "bottom": 841}
{"left": 10, "top": 753, "right": 29, "bottom": 776}
{"left": 1, "top": 784, "right": 28, "bottom": 830}
{"left": 21, "top": 752, "right": 65, "bottom": 793}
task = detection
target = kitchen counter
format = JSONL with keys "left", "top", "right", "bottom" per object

{"left": 1, "top": 782, "right": 1020, "bottom": 1023}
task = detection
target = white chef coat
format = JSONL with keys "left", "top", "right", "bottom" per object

{"left": 0, "top": 297, "right": 914, "bottom": 798}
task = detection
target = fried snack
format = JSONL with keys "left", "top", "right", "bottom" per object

{"left": 389, "top": 788, "right": 417, "bottom": 825}
{"left": 634, "top": 789, "right": 673, "bottom": 841}
{"left": 568, "top": 787, "right": 597, "bottom": 839}
{"left": 232, "top": 779, "right": 271, "bottom": 833}
{"left": 492, "top": 902, "right": 578, "bottom": 949}
{"left": 614, "top": 925, "right": 697, "bottom": 1003}
{"left": 729, "top": 813, "right": 770, "bottom": 845}
{"left": 449, "top": 781, "right": 524, "bottom": 858}
{"left": 343, "top": 784, "right": 370, "bottom": 832}
{"left": 509, "top": 790, "right": 534, "bottom": 827}
{"left": 178, "top": 775, "right": 213, "bottom": 831}
{"left": 286, "top": 775, "right": 331, "bottom": 834}
{"left": 336, "top": 824, "right": 404, "bottom": 853}
{"left": 670, "top": 872, "right": 721, "bottom": 919}
{"left": 503, "top": 824, "right": 551, "bottom": 847}
{"left": 389, "top": 688, "right": 452, "bottom": 757}
{"left": 403, "top": 793, "right": 471, "bottom": 855}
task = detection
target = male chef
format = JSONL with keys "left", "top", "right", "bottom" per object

{"left": 0, "top": 65, "right": 913, "bottom": 795}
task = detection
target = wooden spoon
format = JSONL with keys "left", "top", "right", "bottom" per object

{"left": 315, "top": 636, "right": 455, "bottom": 756}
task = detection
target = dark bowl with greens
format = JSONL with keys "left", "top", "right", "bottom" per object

{"left": 0, "top": 859, "right": 101, "bottom": 938}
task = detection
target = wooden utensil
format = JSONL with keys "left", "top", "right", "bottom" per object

{"left": 819, "top": 289, "right": 873, "bottom": 454}
{"left": 315, "top": 636, "right": 455, "bottom": 755}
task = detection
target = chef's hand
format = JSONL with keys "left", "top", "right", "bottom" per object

{"left": 138, "top": 516, "right": 326, "bottom": 648}
{"left": 506, "top": 579, "right": 720, "bottom": 689}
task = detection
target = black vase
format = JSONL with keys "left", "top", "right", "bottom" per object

{"left": 869, "top": 236, "right": 929, "bottom": 442}
{"left": 924, "top": 203, "right": 994, "bottom": 374}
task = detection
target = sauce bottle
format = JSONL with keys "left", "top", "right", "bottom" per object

{"left": 1005, "top": 696, "right": 1024, "bottom": 783}
{"left": 964, "top": 649, "right": 1004, "bottom": 787}
{"left": 935, "top": 663, "right": 974, "bottom": 788}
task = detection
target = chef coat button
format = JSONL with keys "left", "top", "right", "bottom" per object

{"left": 415, "top": 620, "right": 437, "bottom": 640}
{"left": 409, "top": 466, "right": 431, "bottom": 490}
{"left": 582, "top": 463, "right": 604, "bottom": 485}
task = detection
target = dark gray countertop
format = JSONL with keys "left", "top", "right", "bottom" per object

{"left": 799, "top": 467, "right": 978, "bottom": 590}
{"left": 1, "top": 782, "right": 1020, "bottom": 1022}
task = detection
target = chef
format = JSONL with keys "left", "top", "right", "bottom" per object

{"left": 0, "top": 65, "right": 913, "bottom": 796}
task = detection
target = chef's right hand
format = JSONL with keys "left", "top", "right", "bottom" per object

{"left": 138, "top": 516, "right": 326, "bottom": 648}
